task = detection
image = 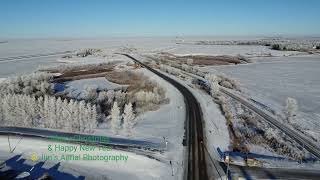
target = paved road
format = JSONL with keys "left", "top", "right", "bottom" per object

{"left": 220, "top": 87, "right": 320, "bottom": 160}
{"left": 0, "top": 127, "right": 164, "bottom": 151}
{"left": 121, "top": 54, "right": 210, "bottom": 180}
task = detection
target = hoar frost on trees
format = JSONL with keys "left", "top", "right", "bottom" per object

{"left": 0, "top": 72, "right": 53, "bottom": 96}
{"left": 0, "top": 94, "right": 97, "bottom": 133}
{"left": 106, "top": 90, "right": 115, "bottom": 104}
{"left": 205, "top": 73, "right": 220, "bottom": 97}
{"left": 181, "top": 64, "right": 189, "bottom": 71}
{"left": 284, "top": 97, "right": 298, "bottom": 124}
{"left": 123, "top": 103, "right": 135, "bottom": 135}
{"left": 111, "top": 101, "right": 121, "bottom": 134}
{"left": 210, "top": 81, "right": 220, "bottom": 97}
{"left": 186, "top": 58, "right": 193, "bottom": 65}
{"left": 150, "top": 60, "right": 157, "bottom": 67}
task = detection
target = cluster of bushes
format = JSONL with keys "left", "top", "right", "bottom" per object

{"left": 205, "top": 73, "right": 240, "bottom": 91}
{"left": 194, "top": 39, "right": 318, "bottom": 52}
{"left": 40, "top": 62, "right": 115, "bottom": 74}
{"left": 105, "top": 70, "right": 168, "bottom": 112}
{"left": 76, "top": 48, "right": 103, "bottom": 57}
{"left": 271, "top": 43, "right": 312, "bottom": 51}
{"left": 0, "top": 72, "right": 54, "bottom": 96}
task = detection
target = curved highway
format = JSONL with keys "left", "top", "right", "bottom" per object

{"left": 121, "top": 54, "right": 209, "bottom": 180}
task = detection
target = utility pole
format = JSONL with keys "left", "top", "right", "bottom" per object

{"left": 7, "top": 135, "right": 12, "bottom": 153}
{"left": 225, "top": 155, "right": 230, "bottom": 180}
{"left": 170, "top": 160, "right": 174, "bottom": 176}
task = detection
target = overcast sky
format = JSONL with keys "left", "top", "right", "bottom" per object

{"left": 1, "top": 0, "right": 319, "bottom": 38}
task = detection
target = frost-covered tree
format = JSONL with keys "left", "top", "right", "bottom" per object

{"left": 87, "top": 104, "right": 97, "bottom": 133}
{"left": 84, "top": 87, "right": 98, "bottom": 102}
{"left": 210, "top": 81, "right": 219, "bottom": 97}
{"left": 115, "top": 90, "right": 126, "bottom": 108}
{"left": 61, "top": 99, "right": 72, "bottom": 131}
{"left": 284, "top": 97, "right": 298, "bottom": 123}
{"left": 182, "top": 64, "right": 189, "bottom": 71}
{"left": 159, "top": 64, "right": 165, "bottom": 71}
{"left": 150, "top": 60, "right": 157, "bottom": 67}
{"left": 123, "top": 103, "right": 135, "bottom": 135}
{"left": 205, "top": 73, "right": 219, "bottom": 83}
{"left": 0, "top": 95, "right": 4, "bottom": 123}
{"left": 106, "top": 90, "right": 115, "bottom": 104}
{"left": 186, "top": 58, "right": 193, "bottom": 65}
{"left": 97, "top": 91, "right": 108, "bottom": 103}
{"left": 78, "top": 100, "right": 87, "bottom": 132}
{"left": 111, "top": 101, "right": 121, "bottom": 134}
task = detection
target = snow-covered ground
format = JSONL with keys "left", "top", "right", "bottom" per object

{"left": 201, "top": 55, "right": 320, "bottom": 141}
{"left": 65, "top": 77, "right": 123, "bottom": 99}
{"left": 0, "top": 136, "right": 173, "bottom": 180}
{"left": 166, "top": 44, "right": 304, "bottom": 57}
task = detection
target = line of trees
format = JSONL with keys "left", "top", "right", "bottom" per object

{"left": 0, "top": 94, "right": 97, "bottom": 133}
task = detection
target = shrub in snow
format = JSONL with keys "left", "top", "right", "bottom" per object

{"left": 186, "top": 58, "right": 193, "bottom": 65}
{"left": 271, "top": 44, "right": 281, "bottom": 50}
{"left": 150, "top": 60, "right": 157, "bottom": 67}
{"left": 97, "top": 91, "right": 108, "bottom": 103}
{"left": 115, "top": 90, "right": 127, "bottom": 108}
{"left": 106, "top": 90, "right": 115, "bottom": 104}
{"left": 84, "top": 87, "right": 98, "bottom": 102}
{"left": 159, "top": 64, "right": 165, "bottom": 71}
{"left": 76, "top": 48, "right": 102, "bottom": 57}
{"left": 111, "top": 101, "right": 121, "bottom": 134}
{"left": 181, "top": 64, "right": 189, "bottom": 71}
{"left": 283, "top": 97, "right": 298, "bottom": 123}
{"left": 192, "top": 66, "right": 199, "bottom": 74}
{"left": 220, "top": 81, "right": 233, "bottom": 89}
{"left": 210, "top": 81, "right": 219, "bottom": 97}
{"left": 123, "top": 103, "right": 135, "bottom": 135}
{"left": 205, "top": 73, "right": 219, "bottom": 83}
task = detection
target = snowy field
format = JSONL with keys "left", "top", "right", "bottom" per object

{"left": 166, "top": 44, "right": 304, "bottom": 57}
{"left": 201, "top": 55, "right": 320, "bottom": 141}
{"left": 0, "top": 38, "right": 173, "bottom": 78}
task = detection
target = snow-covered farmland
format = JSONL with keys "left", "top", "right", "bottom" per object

{"left": 201, "top": 55, "right": 320, "bottom": 142}
{"left": 166, "top": 44, "right": 304, "bottom": 57}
